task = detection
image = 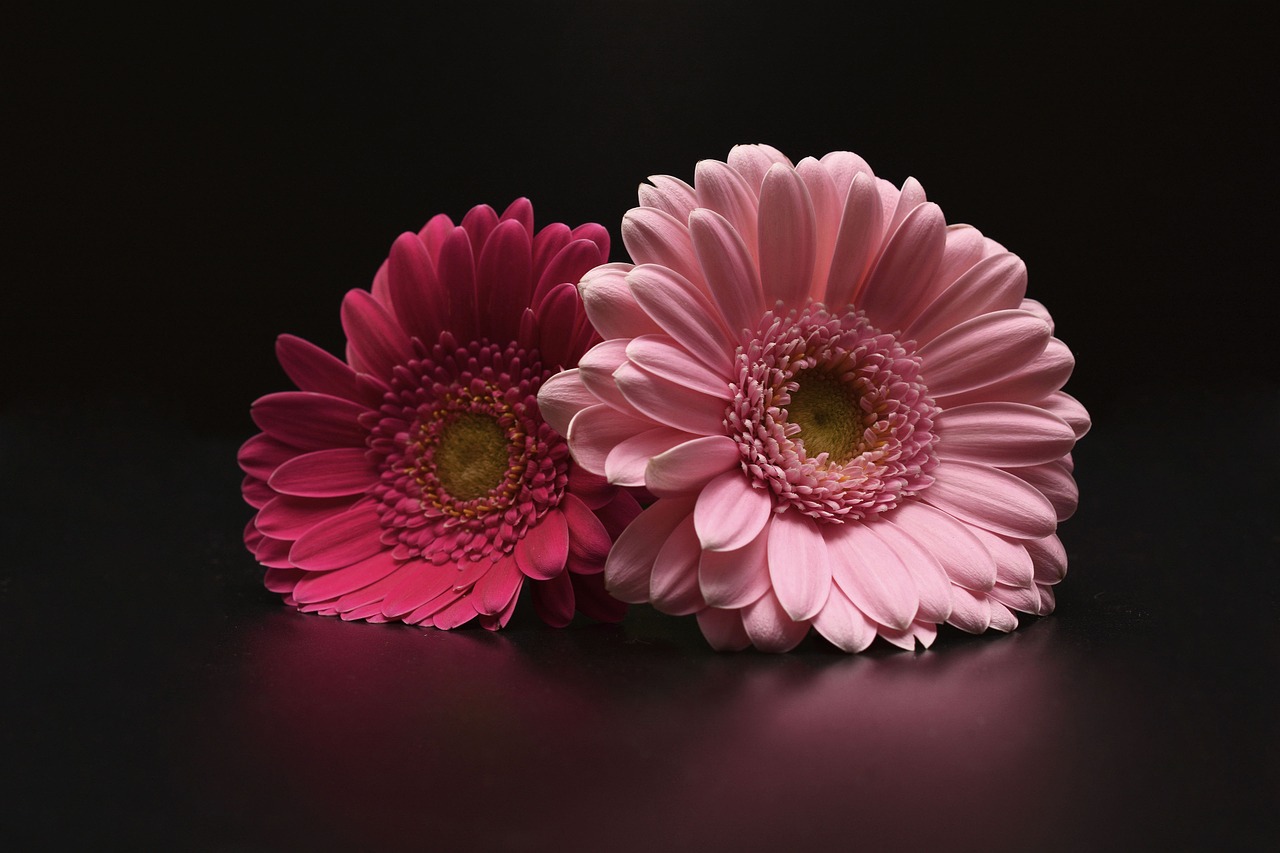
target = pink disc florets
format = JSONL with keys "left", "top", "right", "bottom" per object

{"left": 727, "top": 302, "right": 940, "bottom": 522}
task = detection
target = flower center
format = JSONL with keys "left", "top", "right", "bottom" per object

{"left": 726, "top": 302, "right": 940, "bottom": 522}
{"left": 433, "top": 412, "right": 512, "bottom": 501}
{"left": 786, "top": 369, "right": 864, "bottom": 465}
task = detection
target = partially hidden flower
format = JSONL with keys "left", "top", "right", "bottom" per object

{"left": 539, "top": 145, "right": 1089, "bottom": 652}
{"left": 239, "top": 199, "right": 640, "bottom": 630}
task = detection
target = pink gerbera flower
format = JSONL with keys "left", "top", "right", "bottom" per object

{"left": 539, "top": 145, "right": 1089, "bottom": 652}
{"left": 239, "top": 199, "right": 639, "bottom": 630}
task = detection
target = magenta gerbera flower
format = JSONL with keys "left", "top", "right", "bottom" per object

{"left": 539, "top": 145, "right": 1090, "bottom": 652}
{"left": 239, "top": 199, "right": 640, "bottom": 630}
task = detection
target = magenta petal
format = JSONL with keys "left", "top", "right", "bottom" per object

{"left": 255, "top": 494, "right": 357, "bottom": 539}
{"left": 570, "top": 222, "right": 610, "bottom": 262}
{"left": 288, "top": 502, "right": 384, "bottom": 570}
{"left": 473, "top": 556, "right": 524, "bottom": 617}
{"left": 699, "top": 519, "right": 771, "bottom": 609}
{"left": 514, "top": 509, "right": 569, "bottom": 581}
{"left": 263, "top": 567, "right": 305, "bottom": 594}
{"left": 534, "top": 282, "right": 583, "bottom": 371}
{"left": 434, "top": 227, "right": 478, "bottom": 340}
{"left": 650, "top": 515, "right": 706, "bottom": 616}
{"left": 386, "top": 232, "right": 444, "bottom": 344}
{"left": 268, "top": 448, "right": 378, "bottom": 498}
{"left": 251, "top": 391, "right": 369, "bottom": 451}
{"left": 534, "top": 238, "right": 602, "bottom": 309}
{"left": 433, "top": 594, "right": 480, "bottom": 630}
{"left": 532, "top": 569, "right": 575, "bottom": 627}
{"left": 696, "top": 607, "right": 752, "bottom": 652}
{"left": 238, "top": 433, "right": 297, "bottom": 480}
{"left": 275, "top": 334, "right": 372, "bottom": 405}
{"left": 340, "top": 288, "right": 412, "bottom": 379}
{"left": 766, "top": 512, "right": 832, "bottom": 621}
{"left": 476, "top": 219, "right": 532, "bottom": 343}
{"left": 570, "top": 572, "right": 628, "bottom": 623}
{"left": 562, "top": 493, "right": 612, "bottom": 564}
{"left": 291, "top": 551, "right": 401, "bottom": 605}
{"left": 924, "top": 460, "right": 1058, "bottom": 539}
{"left": 741, "top": 589, "right": 810, "bottom": 653}
{"left": 824, "top": 521, "right": 919, "bottom": 631}
{"left": 380, "top": 564, "right": 458, "bottom": 618}
{"left": 241, "top": 475, "right": 273, "bottom": 509}
{"left": 500, "top": 197, "right": 534, "bottom": 233}
{"left": 604, "top": 497, "right": 695, "bottom": 604}
{"left": 694, "top": 469, "right": 773, "bottom": 552}
{"left": 595, "top": 489, "right": 643, "bottom": 539}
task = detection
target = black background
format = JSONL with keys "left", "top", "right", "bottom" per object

{"left": 4, "top": 3, "right": 1277, "bottom": 850}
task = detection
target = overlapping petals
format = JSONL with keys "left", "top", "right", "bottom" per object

{"left": 241, "top": 199, "right": 638, "bottom": 630}
{"left": 541, "top": 145, "right": 1088, "bottom": 652}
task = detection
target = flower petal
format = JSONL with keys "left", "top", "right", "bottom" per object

{"left": 946, "top": 586, "right": 992, "bottom": 634}
{"left": 965, "top": 525, "right": 1036, "bottom": 588}
{"left": 626, "top": 264, "right": 734, "bottom": 375}
{"left": 757, "top": 163, "right": 816, "bottom": 308}
{"left": 694, "top": 469, "right": 773, "bottom": 552}
{"left": 867, "top": 520, "right": 952, "bottom": 623}
{"left": 533, "top": 238, "right": 602, "bottom": 309}
{"left": 605, "top": 426, "right": 690, "bottom": 487}
{"left": 288, "top": 503, "right": 385, "bottom": 571}
{"left": 570, "top": 572, "right": 628, "bottom": 623}
{"left": 824, "top": 171, "right": 883, "bottom": 309}
{"left": 728, "top": 143, "right": 793, "bottom": 194}
{"left": 934, "top": 402, "right": 1077, "bottom": 467}
{"left": 689, "top": 208, "right": 765, "bottom": 338}
{"left": 699, "top": 518, "right": 772, "bottom": 609}
{"left": 919, "top": 309, "right": 1052, "bottom": 398}
{"left": 380, "top": 563, "right": 458, "bottom": 618}
{"left": 1026, "top": 534, "right": 1068, "bottom": 584}
{"left": 650, "top": 515, "right": 707, "bottom": 616}
{"left": 275, "top": 334, "right": 373, "bottom": 405}
{"left": 811, "top": 585, "right": 877, "bottom": 653}
{"left": 474, "top": 555, "right": 524, "bottom": 617}
{"left": 696, "top": 607, "right": 752, "bottom": 652}
{"left": 567, "top": 404, "right": 657, "bottom": 476}
{"left": 291, "top": 550, "right": 402, "bottom": 605}
{"left": 621, "top": 207, "right": 704, "bottom": 291}
{"left": 1005, "top": 460, "right": 1079, "bottom": 521}
{"left": 268, "top": 448, "right": 379, "bottom": 498}
{"left": 1038, "top": 391, "right": 1091, "bottom": 439}
{"left": 340, "top": 288, "right": 412, "bottom": 379}
{"left": 613, "top": 361, "right": 728, "bottom": 436}
{"left": 922, "top": 459, "right": 1058, "bottom": 539}
{"left": 579, "top": 262, "right": 662, "bottom": 340}
{"left": 884, "top": 501, "right": 997, "bottom": 592}
{"left": 906, "top": 252, "right": 1028, "bottom": 345}
{"left": 514, "top": 508, "right": 569, "bottom": 580}
{"left": 694, "top": 158, "right": 760, "bottom": 263}
{"left": 645, "top": 435, "right": 741, "bottom": 497}
{"left": 859, "top": 201, "right": 946, "bottom": 334}
{"left": 536, "top": 369, "right": 596, "bottom": 438}
{"left": 604, "top": 497, "right": 696, "bottom": 604}
{"left": 824, "top": 521, "right": 918, "bottom": 632}
{"left": 741, "top": 589, "right": 810, "bottom": 653}
{"left": 434, "top": 226, "right": 478, "bottom": 340}
{"left": 386, "top": 232, "right": 444, "bottom": 344}
{"left": 476, "top": 219, "right": 532, "bottom": 343}
{"left": 936, "top": 337, "right": 1074, "bottom": 407}
{"left": 639, "top": 173, "right": 698, "bottom": 220}
{"left": 765, "top": 511, "right": 832, "bottom": 621}
{"left": 625, "top": 335, "right": 732, "bottom": 399}
{"left": 255, "top": 495, "right": 357, "bottom": 539}
{"left": 562, "top": 493, "right": 612, "bottom": 565}
{"left": 251, "top": 391, "right": 369, "bottom": 451}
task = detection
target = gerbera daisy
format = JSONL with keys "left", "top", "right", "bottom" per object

{"left": 239, "top": 199, "right": 639, "bottom": 630}
{"left": 539, "top": 145, "right": 1089, "bottom": 652}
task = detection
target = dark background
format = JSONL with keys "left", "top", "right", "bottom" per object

{"left": 4, "top": 3, "right": 1276, "bottom": 850}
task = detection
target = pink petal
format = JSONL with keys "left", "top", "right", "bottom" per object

{"left": 578, "top": 339, "right": 641, "bottom": 414}
{"left": 965, "top": 525, "right": 1035, "bottom": 588}
{"left": 698, "top": 519, "right": 772, "bottom": 609}
{"left": 884, "top": 176, "right": 928, "bottom": 238}
{"left": 275, "top": 334, "right": 372, "bottom": 404}
{"left": 728, "top": 144, "right": 793, "bottom": 193}
{"left": 906, "top": 252, "right": 1028, "bottom": 345}
{"left": 884, "top": 501, "right": 997, "bottom": 592}
{"left": 613, "top": 361, "right": 728, "bottom": 436}
{"left": 877, "top": 620, "right": 937, "bottom": 651}
{"left": 811, "top": 585, "right": 877, "bottom": 653}
{"left": 934, "top": 402, "right": 1076, "bottom": 466}
{"left": 936, "top": 337, "right": 1073, "bottom": 407}
{"left": 1038, "top": 391, "right": 1092, "bottom": 439}
{"left": 626, "top": 264, "right": 734, "bottom": 375}
{"left": 621, "top": 207, "right": 704, "bottom": 291}
{"left": 562, "top": 493, "right": 612, "bottom": 564}
{"left": 1035, "top": 583, "right": 1057, "bottom": 616}
{"left": 757, "top": 163, "right": 816, "bottom": 308}
{"left": 625, "top": 335, "right": 733, "bottom": 398}
{"left": 386, "top": 232, "right": 444, "bottom": 344}
{"left": 688, "top": 208, "right": 765, "bottom": 338}
{"left": 988, "top": 582, "right": 1040, "bottom": 614}
{"left": 476, "top": 219, "right": 532, "bottom": 343}
{"left": 292, "top": 551, "right": 402, "bottom": 605}
{"left": 694, "top": 159, "right": 760, "bottom": 262}
{"left": 645, "top": 434, "right": 741, "bottom": 497}
{"left": 931, "top": 224, "right": 989, "bottom": 293}
{"left": 514, "top": 508, "right": 569, "bottom": 580}
{"left": 694, "top": 469, "right": 773, "bottom": 552}
{"left": 1026, "top": 534, "right": 1068, "bottom": 584}
{"left": 255, "top": 494, "right": 357, "bottom": 539}
{"left": 867, "top": 520, "right": 952, "bottom": 623}
{"left": 473, "top": 555, "right": 524, "bottom": 617}
{"left": 923, "top": 460, "right": 1058, "bottom": 539}
{"left": 639, "top": 174, "right": 698, "bottom": 220}
{"left": 1005, "top": 460, "right": 1079, "bottom": 521}
{"left": 796, "top": 157, "right": 841, "bottom": 301}
{"left": 824, "top": 521, "right": 919, "bottom": 631}
{"left": 579, "top": 262, "right": 662, "bottom": 340}
{"left": 288, "top": 503, "right": 385, "bottom": 570}
{"left": 566, "top": 404, "right": 657, "bottom": 476}
{"left": 824, "top": 171, "right": 883, "bottom": 310}
{"left": 741, "top": 588, "right": 810, "bottom": 653}
{"left": 919, "top": 309, "right": 1052, "bottom": 398}
{"left": 695, "top": 607, "right": 752, "bottom": 651}
{"left": 268, "top": 447, "right": 379, "bottom": 498}
{"left": 650, "top": 515, "right": 707, "bottom": 616}
{"left": 536, "top": 369, "right": 596, "bottom": 438}
{"left": 340, "top": 289, "right": 412, "bottom": 379}
{"left": 532, "top": 569, "right": 575, "bottom": 627}
{"left": 1018, "top": 297, "right": 1054, "bottom": 330}
{"left": 859, "top": 202, "right": 946, "bottom": 334}
{"left": 766, "top": 511, "right": 831, "bottom": 621}
{"left": 603, "top": 497, "right": 696, "bottom": 603}
{"left": 946, "top": 586, "right": 992, "bottom": 634}
{"left": 818, "top": 150, "right": 874, "bottom": 197}
{"left": 605, "top": 426, "right": 690, "bottom": 488}
{"left": 250, "top": 391, "right": 369, "bottom": 451}
{"left": 533, "top": 238, "right": 601, "bottom": 309}
{"left": 987, "top": 601, "right": 1019, "bottom": 632}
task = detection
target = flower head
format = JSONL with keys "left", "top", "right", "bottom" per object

{"left": 539, "top": 146, "right": 1089, "bottom": 652}
{"left": 240, "top": 199, "right": 639, "bottom": 630}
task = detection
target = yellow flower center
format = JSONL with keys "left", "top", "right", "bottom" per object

{"left": 787, "top": 370, "right": 863, "bottom": 465}
{"left": 434, "top": 413, "right": 512, "bottom": 501}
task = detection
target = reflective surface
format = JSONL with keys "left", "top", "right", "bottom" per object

{"left": 4, "top": 392, "right": 1275, "bottom": 849}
